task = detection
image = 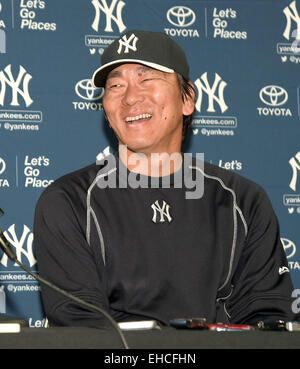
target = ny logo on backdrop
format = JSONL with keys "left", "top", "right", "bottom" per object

{"left": 194, "top": 72, "right": 228, "bottom": 113}
{"left": 289, "top": 151, "right": 300, "bottom": 191}
{"left": 0, "top": 64, "right": 33, "bottom": 107}
{"left": 91, "top": 0, "right": 126, "bottom": 33}
{"left": 283, "top": 1, "right": 300, "bottom": 40}
{"left": 0, "top": 225, "right": 36, "bottom": 267}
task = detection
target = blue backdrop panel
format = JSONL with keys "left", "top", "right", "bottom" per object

{"left": 0, "top": 0, "right": 299, "bottom": 325}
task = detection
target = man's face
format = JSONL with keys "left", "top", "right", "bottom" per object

{"left": 102, "top": 63, "right": 194, "bottom": 155}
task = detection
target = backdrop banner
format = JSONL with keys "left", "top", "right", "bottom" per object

{"left": 0, "top": 0, "right": 299, "bottom": 326}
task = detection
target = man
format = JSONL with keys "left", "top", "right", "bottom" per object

{"left": 34, "top": 30, "right": 297, "bottom": 328}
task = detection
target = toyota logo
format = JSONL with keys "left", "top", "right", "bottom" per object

{"left": 281, "top": 238, "right": 296, "bottom": 259}
{"left": 75, "top": 79, "right": 104, "bottom": 101}
{"left": 0, "top": 158, "right": 6, "bottom": 175}
{"left": 259, "top": 85, "right": 288, "bottom": 106}
{"left": 166, "top": 6, "right": 196, "bottom": 27}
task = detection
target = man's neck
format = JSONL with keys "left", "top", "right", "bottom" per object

{"left": 119, "top": 145, "right": 183, "bottom": 177}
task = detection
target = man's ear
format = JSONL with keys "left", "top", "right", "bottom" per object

{"left": 182, "top": 81, "right": 195, "bottom": 116}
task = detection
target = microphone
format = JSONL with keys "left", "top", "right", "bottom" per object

{"left": 0, "top": 210, "right": 129, "bottom": 349}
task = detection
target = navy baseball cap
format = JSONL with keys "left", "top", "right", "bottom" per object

{"left": 92, "top": 30, "right": 190, "bottom": 88}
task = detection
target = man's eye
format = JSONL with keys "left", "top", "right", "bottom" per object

{"left": 109, "top": 83, "right": 121, "bottom": 88}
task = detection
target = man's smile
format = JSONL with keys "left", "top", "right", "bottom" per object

{"left": 125, "top": 113, "right": 152, "bottom": 124}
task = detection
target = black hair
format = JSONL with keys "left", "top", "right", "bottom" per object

{"left": 176, "top": 73, "right": 196, "bottom": 141}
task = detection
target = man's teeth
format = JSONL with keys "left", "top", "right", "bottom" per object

{"left": 125, "top": 114, "right": 152, "bottom": 123}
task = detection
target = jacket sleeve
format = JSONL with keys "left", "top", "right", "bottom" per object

{"left": 34, "top": 187, "right": 111, "bottom": 328}
{"left": 224, "top": 186, "right": 299, "bottom": 325}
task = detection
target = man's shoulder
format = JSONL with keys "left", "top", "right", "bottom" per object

{"left": 38, "top": 155, "right": 116, "bottom": 200}
{"left": 201, "top": 160, "right": 266, "bottom": 198}
{"left": 47, "top": 162, "right": 98, "bottom": 192}
{"left": 200, "top": 161, "right": 275, "bottom": 226}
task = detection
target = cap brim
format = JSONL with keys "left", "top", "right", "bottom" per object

{"left": 92, "top": 59, "right": 175, "bottom": 88}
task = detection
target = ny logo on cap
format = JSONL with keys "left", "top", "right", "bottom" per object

{"left": 117, "top": 33, "right": 139, "bottom": 54}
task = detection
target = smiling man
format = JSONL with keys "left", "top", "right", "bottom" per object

{"left": 96, "top": 30, "right": 195, "bottom": 177}
{"left": 102, "top": 63, "right": 191, "bottom": 177}
{"left": 104, "top": 64, "right": 189, "bottom": 159}
{"left": 34, "top": 30, "right": 298, "bottom": 329}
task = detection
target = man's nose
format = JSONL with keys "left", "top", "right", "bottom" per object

{"left": 121, "top": 84, "right": 144, "bottom": 106}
